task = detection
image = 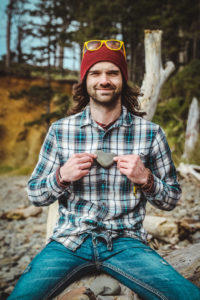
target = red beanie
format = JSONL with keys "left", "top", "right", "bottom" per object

{"left": 80, "top": 45, "right": 128, "bottom": 81}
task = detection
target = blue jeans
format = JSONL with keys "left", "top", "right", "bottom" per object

{"left": 8, "top": 236, "right": 200, "bottom": 300}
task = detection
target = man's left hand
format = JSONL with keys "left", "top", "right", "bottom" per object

{"left": 113, "top": 154, "right": 149, "bottom": 185}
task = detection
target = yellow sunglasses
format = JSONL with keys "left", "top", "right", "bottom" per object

{"left": 82, "top": 39, "right": 126, "bottom": 59}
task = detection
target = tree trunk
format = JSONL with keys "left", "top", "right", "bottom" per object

{"left": 17, "top": 25, "right": 23, "bottom": 63}
{"left": 58, "top": 22, "right": 68, "bottom": 73}
{"left": 6, "top": 0, "right": 14, "bottom": 68}
{"left": 139, "top": 30, "right": 175, "bottom": 120}
{"left": 182, "top": 97, "right": 200, "bottom": 160}
{"left": 58, "top": 45, "right": 64, "bottom": 71}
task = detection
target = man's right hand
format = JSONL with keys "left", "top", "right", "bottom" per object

{"left": 59, "top": 153, "right": 97, "bottom": 183}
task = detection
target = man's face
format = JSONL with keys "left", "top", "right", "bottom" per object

{"left": 86, "top": 61, "right": 123, "bottom": 107}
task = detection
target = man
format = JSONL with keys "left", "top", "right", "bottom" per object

{"left": 9, "top": 40, "right": 200, "bottom": 300}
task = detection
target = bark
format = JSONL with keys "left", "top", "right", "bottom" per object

{"left": 182, "top": 97, "right": 200, "bottom": 160}
{"left": 139, "top": 30, "right": 175, "bottom": 120}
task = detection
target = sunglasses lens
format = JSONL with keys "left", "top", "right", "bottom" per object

{"left": 87, "top": 41, "right": 102, "bottom": 50}
{"left": 106, "top": 40, "right": 121, "bottom": 49}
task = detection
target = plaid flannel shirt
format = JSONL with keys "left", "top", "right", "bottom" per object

{"left": 28, "top": 105, "right": 181, "bottom": 251}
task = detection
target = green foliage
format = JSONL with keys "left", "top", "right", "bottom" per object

{"left": 153, "top": 60, "right": 200, "bottom": 165}
{"left": 153, "top": 98, "right": 185, "bottom": 165}
{"left": 25, "top": 94, "right": 71, "bottom": 127}
{"left": 10, "top": 85, "right": 54, "bottom": 105}
{"left": 162, "top": 59, "right": 200, "bottom": 101}
{"left": 0, "top": 165, "right": 33, "bottom": 175}
{"left": 0, "top": 165, "right": 15, "bottom": 174}
{"left": 0, "top": 61, "right": 78, "bottom": 79}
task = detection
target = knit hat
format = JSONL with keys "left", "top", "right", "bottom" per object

{"left": 80, "top": 44, "right": 128, "bottom": 81}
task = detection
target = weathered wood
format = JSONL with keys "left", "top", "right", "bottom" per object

{"left": 139, "top": 30, "right": 175, "bottom": 120}
{"left": 177, "top": 163, "right": 200, "bottom": 182}
{"left": 143, "top": 215, "right": 179, "bottom": 244}
{"left": 182, "top": 97, "right": 200, "bottom": 160}
{"left": 162, "top": 243, "right": 200, "bottom": 287}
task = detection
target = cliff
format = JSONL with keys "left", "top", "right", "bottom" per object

{"left": 0, "top": 75, "right": 75, "bottom": 174}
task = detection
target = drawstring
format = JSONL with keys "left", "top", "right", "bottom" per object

{"left": 83, "top": 219, "right": 113, "bottom": 250}
{"left": 88, "top": 230, "right": 113, "bottom": 251}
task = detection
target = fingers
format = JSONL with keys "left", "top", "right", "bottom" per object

{"left": 113, "top": 154, "right": 147, "bottom": 184}
{"left": 73, "top": 153, "right": 97, "bottom": 159}
{"left": 114, "top": 154, "right": 140, "bottom": 169}
{"left": 60, "top": 153, "right": 96, "bottom": 182}
{"left": 113, "top": 154, "right": 140, "bottom": 162}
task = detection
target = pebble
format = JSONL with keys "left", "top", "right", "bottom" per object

{"left": 90, "top": 275, "right": 121, "bottom": 296}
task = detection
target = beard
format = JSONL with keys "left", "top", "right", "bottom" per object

{"left": 88, "top": 83, "right": 122, "bottom": 108}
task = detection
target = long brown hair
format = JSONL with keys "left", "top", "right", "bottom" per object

{"left": 68, "top": 79, "right": 146, "bottom": 117}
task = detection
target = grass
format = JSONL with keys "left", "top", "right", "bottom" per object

{"left": 0, "top": 165, "right": 33, "bottom": 176}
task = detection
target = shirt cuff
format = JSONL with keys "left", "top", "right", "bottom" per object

{"left": 56, "top": 167, "right": 71, "bottom": 189}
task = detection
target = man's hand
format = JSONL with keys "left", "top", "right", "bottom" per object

{"left": 59, "top": 153, "right": 97, "bottom": 182}
{"left": 113, "top": 154, "right": 149, "bottom": 185}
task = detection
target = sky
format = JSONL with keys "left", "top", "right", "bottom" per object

{"left": 0, "top": 0, "right": 9, "bottom": 58}
{"left": 0, "top": 0, "right": 80, "bottom": 70}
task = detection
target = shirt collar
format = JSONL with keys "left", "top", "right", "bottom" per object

{"left": 80, "top": 105, "right": 134, "bottom": 128}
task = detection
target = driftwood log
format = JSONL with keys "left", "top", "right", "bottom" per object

{"left": 162, "top": 243, "right": 200, "bottom": 287}
{"left": 183, "top": 97, "right": 200, "bottom": 160}
{"left": 139, "top": 30, "right": 175, "bottom": 121}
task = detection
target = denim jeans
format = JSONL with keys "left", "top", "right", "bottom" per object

{"left": 8, "top": 236, "right": 200, "bottom": 300}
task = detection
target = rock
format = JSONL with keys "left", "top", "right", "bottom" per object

{"left": 18, "top": 255, "right": 31, "bottom": 270}
{"left": 1, "top": 205, "right": 42, "bottom": 220}
{"left": 95, "top": 150, "right": 116, "bottom": 168}
{"left": 57, "top": 287, "right": 96, "bottom": 300}
{"left": 90, "top": 275, "right": 121, "bottom": 296}
{"left": 191, "top": 231, "right": 200, "bottom": 243}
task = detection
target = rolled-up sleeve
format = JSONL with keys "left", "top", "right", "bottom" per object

{"left": 144, "top": 127, "right": 181, "bottom": 211}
